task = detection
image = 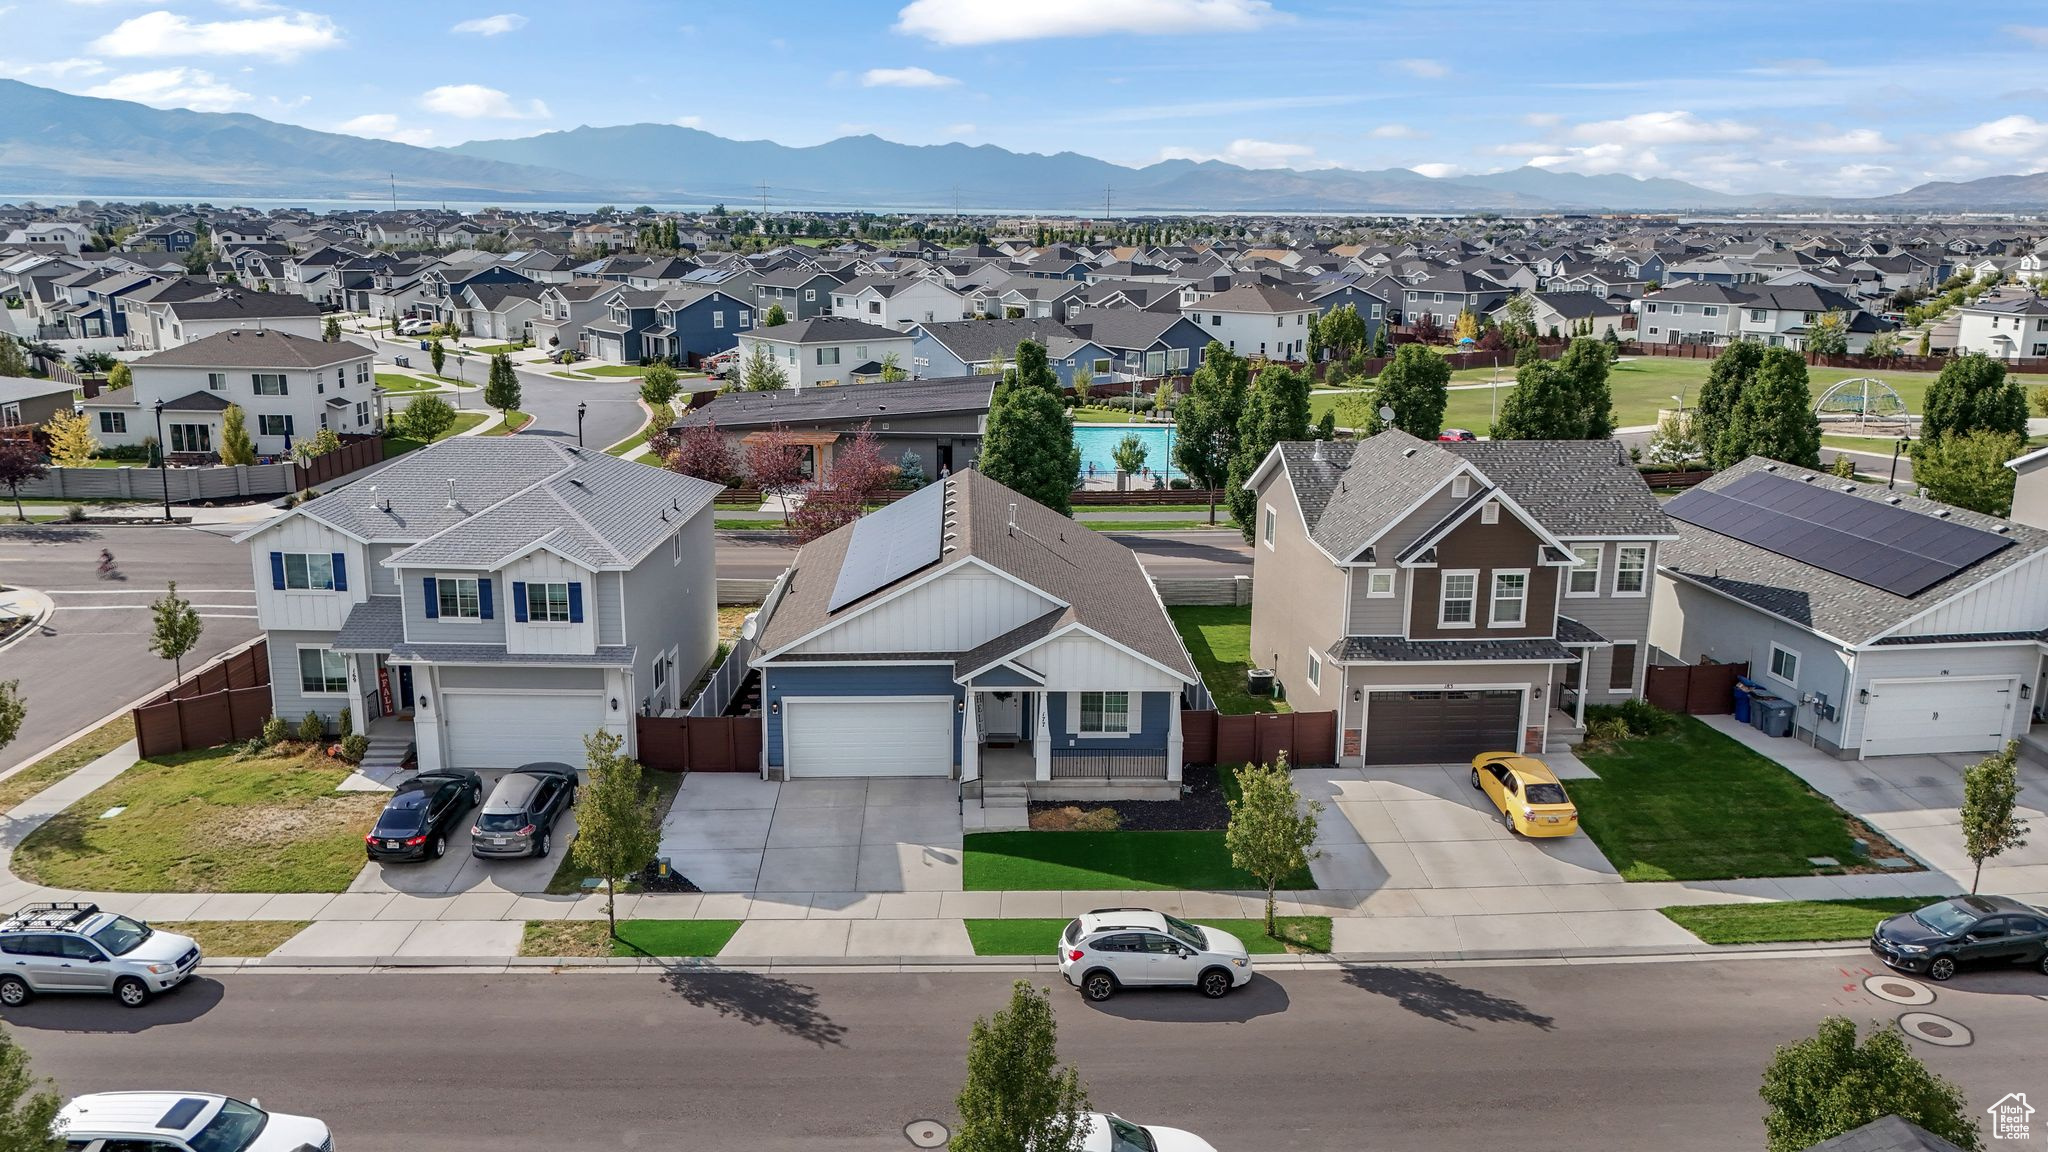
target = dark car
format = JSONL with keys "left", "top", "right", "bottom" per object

{"left": 365, "top": 770, "right": 483, "bottom": 862}
{"left": 1870, "top": 894, "right": 2048, "bottom": 981}
{"left": 471, "top": 763, "right": 577, "bottom": 859}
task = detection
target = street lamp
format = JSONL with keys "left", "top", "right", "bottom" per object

{"left": 151, "top": 398, "right": 170, "bottom": 522}
{"left": 1889, "top": 436, "right": 1908, "bottom": 490}
{"left": 576, "top": 401, "right": 588, "bottom": 447}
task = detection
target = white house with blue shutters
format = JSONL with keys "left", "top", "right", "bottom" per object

{"left": 747, "top": 469, "right": 1199, "bottom": 798}
{"left": 236, "top": 437, "right": 723, "bottom": 771}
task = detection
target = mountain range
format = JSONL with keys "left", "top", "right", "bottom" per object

{"left": 0, "top": 77, "right": 2041, "bottom": 213}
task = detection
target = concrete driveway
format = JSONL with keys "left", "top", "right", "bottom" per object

{"left": 347, "top": 769, "right": 576, "bottom": 897}
{"left": 658, "top": 775, "right": 962, "bottom": 895}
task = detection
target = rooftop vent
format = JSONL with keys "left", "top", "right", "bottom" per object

{"left": 1801, "top": 474, "right": 1815, "bottom": 483}
{"left": 1886, "top": 496, "right": 1902, "bottom": 505}
{"left": 1763, "top": 463, "right": 1778, "bottom": 472}
{"left": 1937, "top": 509, "right": 1952, "bottom": 518}
{"left": 1840, "top": 484, "right": 1856, "bottom": 493}
{"left": 1007, "top": 502, "right": 1018, "bottom": 536}
{"left": 445, "top": 478, "right": 458, "bottom": 509}
{"left": 1401, "top": 447, "right": 1416, "bottom": 458}
{"left": 1996, "top": 523, "right": 2011, "bottom": 533}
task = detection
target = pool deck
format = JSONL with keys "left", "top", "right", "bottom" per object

{"left": 1073, "top": 421, "right": 1183, "bottom": 489}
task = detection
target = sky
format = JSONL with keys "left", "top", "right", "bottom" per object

{"left": 2, "top": 0, "right": 2046, "bottom": 197}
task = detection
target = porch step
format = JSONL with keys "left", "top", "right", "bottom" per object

{"left": 2020, "top": 729, "right": 2048, "bottom": 769}
{"left": 359, "top": 737, "right": 412, "bottom": 771}
{"left": 981, "top": 785, "right": 1030, "bottom": 808}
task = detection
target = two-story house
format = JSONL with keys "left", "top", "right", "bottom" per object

{"left": 642, "top": 286, "right": 751, "bottom": 366}
{"left": 147, "top": 291, "right": 325, "bottom": 350}
{"left": 1955, "top": 293, "right": 2048, "bottom": 361}
{"left": 1244, "top": 430, "right": 1674, "bottom": 766}
{"left": 1181, "top": 283, "right": 1314, "bottom": 361}
{"left": 1398, "top": 271, "right": 1513, "bottom": 331}
{"left": 80, "top": 329, "right": 375, "bottom": 458}
{"left": 581, "top": 288, "right": 666, "bottom": 362}
{"left": 738, "top": 316, "right": 915, "bottom": 390}
{"left": 235, "top": 438, "right": 723, "bottom": 770}
{"left": 531, "top": 281, "right": 624, "bottom": 353}
{"left": 828, "top": 275, "right": 968, "bottom": 330}
{"left": 753, "top": 268, "right": 843, "bottom": 322}
{"left": 1637, "top": 283, "right": 1748, "bottom": 346}
{"left": 1736, "top": 284, "right": 1891, "bottom": 351}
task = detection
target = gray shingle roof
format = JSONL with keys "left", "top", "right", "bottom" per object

{"left": 135, "top": 329, "right": 368, "bottom": 371}
{"left": 1554, "top": 616, "right": 1609, "bottom": 645}
{"left": 1443, "top": 440, "right": 1674, "bottom": 538}
{"left": 749, "top": 315, "right": 905, "bottom": 344}
{"left": 913, "top": 317, "right": 1077, "bottom": 363}
{"left": 675, "top": 375, "right": 995, "bottom": 432}
{"left": 333, "top": 595, "right": 405, "bottom": 650}
{"left": 1328, "top": 635, "right": 1577, "bottom": 663}
{"left": 1276, "top": 431, "right": 1462, "bottom": 560}
{"left": 163, "top": 292, "right": 323, "bottom": 320}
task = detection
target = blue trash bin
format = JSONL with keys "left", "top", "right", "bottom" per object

{"left": 1732, "top": 680, "right": 1755, "bottom": 725}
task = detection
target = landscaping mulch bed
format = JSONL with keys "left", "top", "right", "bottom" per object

{"left": 635, "top": 861, "right": 701, "bottom": 893}
{"left": 1026, "top": 764, "right": 1231, "bottom": 832}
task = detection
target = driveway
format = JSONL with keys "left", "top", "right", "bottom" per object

{"left": 658, "top": 775, "right": 962, "bottom": 895}
{"left": 347, "top": 768, "right": 576, "bottom": 897}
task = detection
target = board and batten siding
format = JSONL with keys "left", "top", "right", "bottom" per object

{"left": 1885, "top": 551, "right": 2048, "bottom": 640}
{"left": 620, "top": 506, "right": 718, "bottom": 710}
{"left": 502, "top": 551, "right": 597, "bottom": 656}
{"left": 1839, "top": 643, "right": 2039, "bottom": 753}
{"left": 1406, "top": 514, "right": 1561, "bottom": 641}
{"left": 1025, "top": 634, "right": 1185, "bottom": 691}
{"left": 594, "top": 571, "right": 625, "bottom": 647}
{"left": 365, "top": 543, "right": 400, "bottom": 596}
{"left": 1045, "top": 690, "right": 1172, "bottom": 753}
{"left": 789, "top": 565, "right": 1057, "bottom": 656}
{"left": 265, "top": 627, "right": 351, "bottom": 731}
{"left": 401, "top": 571, "right": 508, "bottom": 646}
{"left": 250, "top": 516, "right": 366, "bottom": 633}
{"left": 1374, "top": 483, "right": 1469, "bottom": 559}
{"left": 761, "top": 663, "right": 964, "bottom": 769}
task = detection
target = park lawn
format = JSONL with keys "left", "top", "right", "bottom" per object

{"left": 963, "top": 830, "right": 1314, "bottom": 891}
{"left": 1570, "top": 716, "right": 1878, "bottom": 882}
{"left": 963, "top": 916, "right": 1329, "bottom": 955}
{"left": 1660, "top": 897, "right": 1939, "bottom": 945}
{"left": 1085, "top": 520, "right": 1213, "bottom": 532}
{"left": 481, "top": 410, "right": 533, "bottom": 436}
{"left": 158, "top": 920, "right": 310, "bottom": 957}
{"left": 519, "top": 919, "right": 743, "bottom": 958}
{"left": 383, "top": 411, "right": 489, "bottom": 457}
{"left": 0, "top": 715, "right": 136, "bottom": 815}
{"left": 1168, "top": 605, "right": 1288, "bottom": 715}
{"left": 11, "top": 744, "right": 386, "bottom": 893}
{"left": 373, "top": 373, "right": 439, "bottom": 394}
{"left": 1072, "top": 408, "right": 1150, "bottom": 424}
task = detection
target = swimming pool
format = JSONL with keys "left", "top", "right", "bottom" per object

{"left": 1072, "top": 423, "right": 1183, "bottom": 483}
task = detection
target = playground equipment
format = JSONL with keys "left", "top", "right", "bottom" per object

{"left": 1814, "top": 376, "right": 1914, "bottom": 436}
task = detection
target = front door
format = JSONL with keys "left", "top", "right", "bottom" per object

{"left": 397, "top": 665, "right": 415, "bottom": 714}
{"left": 984, "top": 692, "right": 1022, "bottom": 740}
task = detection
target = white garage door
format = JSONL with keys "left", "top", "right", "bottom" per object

{"left": 1862, "top": 678, "right": 2014, "bottom": 758}
{"left": 785, "top": 698, "right": 953, "bottom": 778}
{"left": 444, "top": 691, "right": 606, "bottom": 769}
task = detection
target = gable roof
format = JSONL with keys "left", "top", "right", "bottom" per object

{"left": 1265, "top": 431, "right": 1466, "bottom": 560}
{"left": 914, "top": 317, "right": 1077, "bottom": 363}
{"left": 1192, "top": 282, "right": 1313, "bottom": 313}
{"left": 1441, "top": 441, "right": 1673, "bottom": 538}
{"left": 675, "top": 374, "right": 996, "bottom": 431}
{"left": 162, "top": 291, "right": 323, "bottom": 321}
{"left": 133, "top": 328, "right": 367, "bottom": 371}
{"left": 747, "top": 315, "right": 906, "bottom": 345}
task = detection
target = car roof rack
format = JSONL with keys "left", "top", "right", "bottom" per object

{"left": 1086, "top": 907, "right": 1154, "bottom": 916}
{"left": 0, "top": 902, "right": 100, "bottom": 932}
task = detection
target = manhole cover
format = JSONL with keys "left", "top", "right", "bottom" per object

{"left": 1863, "top": 974, "right": 1934, "bottom": 1006}
{"left": 1898, "top": 1011, "right": 1972, "bottom": 1047}
{"left": 905, "top": 1120, "right": 950, "bottom": 1148}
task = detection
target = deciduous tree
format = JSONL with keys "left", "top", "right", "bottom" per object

{"left": 764, "top": 303, "right": 787, "bottom": 327}
{"left": 1723, "top": 347, "right": 1821, "bottom": 468}
{"left": 638, "top": 362, "right": 680, "bottom": 410}
{"left": 43, "top": 410, "right": 97, "bottom": 468}
{"left": 952, "top": 981, "right": 1090, "bottom": 1152}
{"left": 1373, "top": 343, "right": 1451, "bottom": 439}
{"left": 217, "top": 404, "right": 257, "bottom": 465}
{"left": 1170, "top": 343, "right": 1248, "bottom": 525}
{"left": 570, "top": 729, "right": 661, "bottom": 939}
{"left": 1558, "top": 336, "right": 1614, "bottom": 440}
{"left": 1696, "top": 341, "right": 1764, "bottom": 469}
{"left": 1225, "top": 755, "right": 1322, "bottom": 935}
{"left": 1760, "top": 1017, "right": 1979, "bottom": 1152}
{"left": 1226, "top": 364, "right": 1312, "bottom": 539}
{"left": 107, "top": 361, "right": 131, "bottom": 391}
{"left": 0, "top": 682, "right": 22, "bottom": 755}
{"left": 148, "top": 580, "right": 202, "bottom": 686}
{"left": 397, "top": 395, "right": 456, "bottom": 444}
{"left": 665, "top": 419, "right": 737, "bottom": 484}
{"left": 1922, "top": 352, "right": 2028, "bottom": 443}
{"left": 1109, "top": 432, "right": 1148, "bottom": 477}
{"left": 0, "top": 441, "right": 44, "bottom": 522}
{"left": 484, "top": 353, "right": 521, "bottom": 423}
{"left": 1490, "top": 359, "right": 1580, "bottom": 440}
{"left": 1912, "top": 430, "right": 2021, "bottom": 517}
{"left": 878, "top": 351, "right": 907, "bottom": 382}
{"left": 1961, "top": 739, "right": 2028, "bottom": 894}
{"left": 745, "top": 426, "right": 810, "bottom": 526}
{"left": 429, "top": 339, "right": 446, "bottom": 378}
{"left": 0, "top": 1019, "right": 61, "bottom": 1151}
{"left": 978, "top": 341, "right": 1079, "bottom": 514}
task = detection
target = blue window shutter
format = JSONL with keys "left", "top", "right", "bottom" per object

{"left": 423, "top": 577, "right": 439, "bottom": 619}
{"left": 331, "top": 552, "right": 347, "bottom": 592}
{"left": 568, "top": 582, "right": 584, "bottom": 624}
{"left": 478, "top": 578, "right": 494, "bottom": 620}
{"left": 512, "top": 581, "right": 528, "bottom": 623}
{"left": 269, "top": 551, "right": 285, "bottom": 590}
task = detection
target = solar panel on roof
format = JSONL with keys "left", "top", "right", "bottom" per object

{"left": 1666, "top": 471, "right": 2011, "bottom": 598}
{"left": 827, "top": 479, "right": 947, "bottom": 612}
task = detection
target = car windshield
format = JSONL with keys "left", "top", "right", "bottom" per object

{"left": 186, "top": 1100, "right": 269, "bottom": 1152}
{"left": 372, "top": 807, "right": 425, "bottom": 836}
{"left": 1913, "top": 901, "right": 1981, "bottom": 936}
{"left": 477, "top": 812, "right": 527, "bottom": 832}
{"left": 88, "top": 915, "right": 152, "bottom": 956}
{"left": 1105, "top": 1117, "right": 1157, "bottom": 1152}
{"left": 1159, "top": 913, "right": 1207, "bottom": 952}
{"left": 1524, "top": 783, "right": 1570, "bottom": 806}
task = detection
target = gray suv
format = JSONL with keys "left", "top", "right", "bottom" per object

{"left": 471, "top": 763, "right": 577, "bottom": 859}
{"left": 0, "top": 903, "right": 202, "bottom": 1008}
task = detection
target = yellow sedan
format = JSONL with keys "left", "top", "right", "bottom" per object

{"left": 1469, "top": 752, "right": 1580, "bottom": 838}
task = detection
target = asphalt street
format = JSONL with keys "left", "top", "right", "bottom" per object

{"left": 1614, "top": 427, "right": 1918, "bottom": 485}
{"left": 361, "top": 331, "right": 648, "bottom": 451}
{"left": 0, "top": 525, "right": 259, "bottom": 772}
{"left": 6, "top": 957, "right": 2039, "bottom": 1152}
{"left": 717, "top": 529, "right": 1253, "bottom": 581}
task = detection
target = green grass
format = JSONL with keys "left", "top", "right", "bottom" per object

{"left": 1085, "top": 520, "right": 1215, "bottom": 532}
{"left": 373, "top": 373, "right": 439, "bottom": 394}
{"left": 1075, "top": 503, "right": 1223, "bottom": 514}
{"left": 11, "top": 744, "right": 386, "bottom": 893}
{"left": 1168, "top": 605, "right": 1288, "bottom": 715}
{"left": 519, "top": 919, "right": 743, "bottom": 957}
{"left": 1071, "top": 409, "right": 1152, "bottom": 424}
{"left": 964, "top": 916, "right": 1330, "bottom": 955}
{"left": 480, "top": 410, "right": 533, "bottom": 436}
{"left": 383, "top": 410, "right": 489, "bottom": 457}
{"left": 0, "top": 715, "right": 136, "bottom": 815}
{"left": 963, "top": 830, "right": 1314, "bottom": 891}
{"left": 1661, "top": 897, "right": 1939, "bottom": 945}
{"left": 575, "top": 364, "right": 651, "bottom": 378}
{"left": 542, "top": 771, "right": 685, "bottom": 895}
{"left": 159, "top": 920, "right": 310, "bottom": 957}
{"left": 1570, "top": 716, "right": 1873, "bottom": 882}
{"left": 466, "top": 342, "right": 526, "bottom": 356}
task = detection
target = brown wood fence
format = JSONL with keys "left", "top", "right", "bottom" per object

{"left": 290, "top": 434, "right": 384, "bottom": 490}
{"left": 635, "top": 714, "right": 763, "bottom": 773}
{"left": 1070, "top": 489, "right": 1225, "bottom": 506}
{"left": 146, "top": 641, "right": 270, "bottom": 704}
{"left": 1180, "top": 709, "right": 1337, "bottom": 768}
{"left": 1633, "top": 341, "right": 2048, "bottom": 378}
{"left": 1644, "top": 660, "right": 1749, "bottom": 715}
{"left": 132, "top": 640, "right": 275, "bottom": 759}
{"left": 1637, "top": 469, "right": 1715, "bottom": 490}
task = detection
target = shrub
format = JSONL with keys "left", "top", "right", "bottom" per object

{"left": 93, "top": 444, "right": 152, "bottom": 462}
{"left": 1583, "top": 699, "right": 1676, "bottom": 741}
{"left": 260, "top": 715, "right": 289, "bottom": 747}
{"left": 297, "top": 710, "right": 326, "bottom": 743}
{"left": 64, "top": 504, "right": 86, "bottom": 522}
{"left": 1584, "top": 716, "right": 1631, "bottom": 746}
{"left": 2032, "top": 385, "right": 2048, "bottom": 419}
{"left": 337, "top": 733, "right": 370, "bottom": 765}
{"left": 337, "top": 706, "right": 352, "bottom": 738}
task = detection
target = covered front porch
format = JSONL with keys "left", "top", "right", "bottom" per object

{"left": 960, "top": 683, "right": 1182, "bottom": 801}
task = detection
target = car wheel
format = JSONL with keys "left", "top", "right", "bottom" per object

{"left": 536, "top": 831, "right": 551, "bottom": 859}
{"left": 1500, "top": 809, "right": 1517, "bottom": 834}
{"left": 568, "top": 786, "right": 577, "bottom": 808}
{"left": 113, "top": 977, "right": 149, "bottom": 1008}
{"left": 2039, "top": 952, "right": 2048, "bottom": 977}
{"left": 1198, "top": 968, "right": 1235, "bottom": 999}
{"left": 1928, "top": 955, "right": 1957, "bottom": 982}
{"left": 1082, "top": 970, "right": 1117, "bottom": 1002}
{"left": 1469, "top": 768, "right": 1481, "bottom": 789}
{"left": 432, "top": 834, "right": 447, "bottom": 860}
{"left": 0, "top": 977, "right": 28, "bottom": 1007}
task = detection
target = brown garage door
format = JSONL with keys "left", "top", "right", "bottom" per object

{"left": 1364, "top": 689, "right": 1523, "bottom": 765}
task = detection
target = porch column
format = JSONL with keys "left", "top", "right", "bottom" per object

{"left": 960, "top": 692, "right": 980, "bottom": 783}
{"left": 345, "top": 654, "right": 369, "bottom": 736}
{"left": 1033, "top": 690, "right": 1052, "bottom": 783}
{"left": 1574, "top": 648, "right": 1588, "bottom": 729}
{"left": 1166, "top": 698, "right": 1183, "bottom": 783}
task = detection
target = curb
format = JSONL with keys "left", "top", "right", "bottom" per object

{"left": 0, "top": 588, "right": 53, "bottom": 657}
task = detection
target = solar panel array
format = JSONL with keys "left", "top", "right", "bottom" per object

{"left": 827, "top": 478, "right": 947, "bottom": 612}
{"left": 1665, "top": 470, "right": 2011, "bottom": 598}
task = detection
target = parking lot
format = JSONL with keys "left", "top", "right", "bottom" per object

{"left": 658, "top": 775, "right": 962, "bottom": 894}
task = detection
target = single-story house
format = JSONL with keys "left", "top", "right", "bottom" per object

{"left": 674, "top": 373, "right": 996, "bottom": 479}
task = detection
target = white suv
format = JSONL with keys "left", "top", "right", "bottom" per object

{"left": 1058, "top": 908, "right": 1253, "bottom": 1001}
{"left": 58, "top": 1092, "right": 333, "bottom": 1152}
{"left": 1079, "top": 1112, "right": 1218, "bottom": 1152}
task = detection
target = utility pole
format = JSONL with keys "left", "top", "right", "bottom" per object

{"left": 757, "top": 182, "right": 770, "bottom": 217}
{"left": 389, "top": 173, "right": 398, "bottom": 215}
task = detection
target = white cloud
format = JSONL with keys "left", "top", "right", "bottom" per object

{"left": 895, "top": 0, "right": 1275, "bottom": 45}
{"left": 1568, "top": 110, "right": 1755, "bottom": 145}
{"left": 673, "top": 115, "right": 702, "bottom": 128}
{"left": 946, "top": 121, "right": 976, "bottom": 136}
{"left": 1159, "top": 138, "right": 1316, "bottom": 168}
{"left": 1778, "top": 127, "right": 1893, "bottom": 154}
{"left": 1948, "top": 114, "right": 2048, "bottom": 156}
{"left": 1521, "top": 112, "right": 1562, "bottom": 127}
{"left": 860, "top": 66, "right": 959, "bottom": 88}
{"left": 337, "top": 112, "right": 434, "bottom": 146}
{"left": 1409, "top": 162, "right": 1460, "bottom": 179}
{"left": 86, "top": 67, "right": 250, "bottom": 111}
{"left": 1395, "top": 58, "right": 1446, "bottom": 78}
{"left": 0, "top": 57, "right": 108, "bottom": 79}
{"left": 451, "top": 13, "right": 526, "bottom": 36}
{"left": 2006, "top": 25, "right": 2048, "bottom": 46}
{"left": 91, "top": 9, "right": 342, "bottom": 60}
{"left": 419, "top": 83, "right": 549, "bottom": 120}
{"left": 1368, "top": 123, "right": 1423, "bottom": 140}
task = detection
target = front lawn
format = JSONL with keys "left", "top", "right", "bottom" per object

{"left": 0, "top": 715, "right": 135, "bottom": 814}
{"left": 481, "top": 410, "right": 533, "bottom": 436}
{"left": 467, "top": 342, "right": 526, "bottom": 356}
{"left": 159, "top": 920, "right": 311, "bottom": 957}
{"left": 1168, "top": 605, "right": 1288, "bottom": 715}
{"left": 1570, "top": 716, "right": 1879, "bottom": 882}
{"left": 965, "top": 916, "right": 1329, "bottom": 954}
{"left": 963, "top": 830, "right": 1314, "bottom": 891}
{"left": 12, "top": 744, "right": 385, "bottom": 892}
{"left": 382, "top": 410, "right": 489, "bottom": 457}
{"left": 1660, "top": 897, "right": 1938, "bottom": 945}
{"left": 373, "top": 373, "right": 439, "bottom": 394}
{"left": 519, "top": 919, "right": 742, "bottom": 957}
{"left": 576, "top": 364, "right": 650, "bottom": 378}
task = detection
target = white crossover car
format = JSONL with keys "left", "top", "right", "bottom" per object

{"left": 1057, "top": 907, "right": 1253, "bottom": 1001}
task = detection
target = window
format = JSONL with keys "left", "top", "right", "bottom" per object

{"left": 169, "top": 423, "right": 212, "bottom": 454}
{"left": 672, "top": 528, "right": 684, "bottom": 566}
{"left": 1440, "top": 571, "right": 1477, "bottom": 627}
{"left": 525, "top": 581, "right": 570, "bottom": 623}
{"left": 206, "top": 372, "right": 227, "bottom": 391}
{"left": 817, "top": 347, "right": 840, "bottom": 366}
{"left": 299, "top": 647, "right": 348, "bottom": 695}
{"left": 803, "top": 288, "right": 816, "bottom": 301}
{"left": 1306, "top": 650, "right": 1321, "bottom": 690}
{"left": 739, "top": 310, "right": 751, "bottom": 328}
{"left": 257, "top": 414, "right": 292, "bottom": 438}
{"left": 1262, "top": 505, "right": 1276, "bottom": 548}
{"left": 1451, "top": 474, "right": 1469, "bottom": 498}
{"left": 1211, "top": 314, "right": 1222, "bottom": 326}
{"left": 354, "top": 401, "right": 369, "bottom": 426}
{"left": 1610, "top": 642, "right": 1638, "bottom": 691}
{"left": 1645, "top": 302, "right": 1659, "bottom": 314}
{"left": 1092, "top": 357, "right": 1112, "bottom": 375}
{"left": 1615, "top": 545, "right": 1648, "bottom": 595}
{"left": 1668, "top": 304, "right": 1685, "bottom": 316}
{"left": 437, "top": 576, "right": 482, "bottom": 620}
{"left": 1490, "top": 570, "right": 1527, "bottom": 626}
{"left": 252, "top": 373, "right": 287, "bottom": 396}
{"left": 1480, "top": 502, "right": 1500, "bottom": 525}
{"left": 1750, "top": 308, "right": 1767, "bottom": 322}
{"left": 281, "top": 552, "right": 334, "bottom": 591}
{"left": 712, "top": 311, "right": 725, "bottom": 329}
{"left": 98, "top": 411, "right": 126, "bottom": 434}
{"left": 1768, "top": 643, "right": 1800, "bottom": 686}
{"left": 1079, "top": 691, "right": 1130, "bottom": 734}
{"left": 1567, "top": 544, "right": 1602, "bottom": 596}
{"left": 356, "top": 361, "right": 371, "bottom": 384}
{"left": 1703, "top": 306, "right": 1719, "bottom": 317}
{"left": 1647, "top": 327, "right": 1661, "bottom": 336}
{"left": 1367, "top": 569, "right": 1395, "bottom": 597}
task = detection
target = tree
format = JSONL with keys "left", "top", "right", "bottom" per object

{"left": 739, "top": 344, "right": 788, "bottom": 391}
{"left": 570, "top": 729, "right": 661, "bottom": 939}
{"left": 0, "top": 441, "right": 44, "bottom": 522}
{"left": 0, "top": 681, "right": 21, "bottom": 756}
{"left": 1760, "top": 1017, "right": 1980, "bottom": 1152}
{"left": 1226, "top": 364, "right": 1312, "bottom": 540}
{"left": 209, "top": 403, "right": 255, "bottom": 466}
{"left": 1451, "top": 309, "right": 1479, "bottom": 345}
{"left": 1866, "top": 330, "right": 1903, "bottom": 359}
{"left": 1320, "top": 304, "right": 1367, "bottom": 362}
{"left": 952, "top": 980, "right": 1090, "bottom": 1152}
{"left": 1171, "top": 343, "right": 1247, "bottom": 525}
{"left": 44, "top": 409, "right": 97, "bottom": 468}
{"left": 665, "top": 419, "right": 737, "bottom": 483}
{"left": 428, "top": 339, "right": 446, "bottom": 378}
{"left": 1645, "top": 410, "right": 1700, "bottom": 466}
{"left": 878, "top": 350, "right": 907, "bottom": 382}
{"left": 0, "top": 1020, "right": 61, "bottom": 1151}
{"left": 1696, "top": 341, "right": 1764, "bottom": 469}
{"left": 293, "top": 427, "right": 341, "bottom": 463}
{"left": 1109, "top": 432, "right": 1148, "bottom": 477}
{"left": 70, "top": 351, "right": 114, "bottom": 375}
{"left": 148, "top": 581, "right": 203, "bottom": 686}
{"left": 1502, "top": 292, "right": 1537, "bottom": 343}
{"left": 397, "top": 395, "right": 456, "bottom": 444}
{"left": 106, "top": 361, "right": 131, "bottom": 391}
{"left": 764, "top": 303, "right": 787, "bottom": 327}
{"left": 1070, "top": 363, "right": 1093, "bottom": 406}
{"left": 0, "top": 337, "right": 26, "bottom": 379}
{"left": 1558, "top": 336, "right": 1614, "bottom": 440}
{"left": 1804, "top": 311, "right": 1849, "bottom": 357}
{"left": 1922, "top": 352, "right": 2028, "bottom": 443}
{"left": 1315, "top": 408, "right": 1336, "bottom": 440}
{"left": 322, "top": 314, "right": 341, "bottom": 343}
{"left": 1411, "top": 312, "right": 1444, "bottom": 345}
{"left": 1723, "top": 347, "right": 1821, "bottom": 468}
{"left": 639, "top": 362, "right": 681, "bottom": 410}
{"left": 1374, "top": 343, "right": 1451, "bottom": 438}
{"left": 1225, "top": 755, "right": 1323, "bottom": 935}
{"left": 484, "top": 353, "right": 521, "bottom": 422}
{"left": 1912, "top": 430, "right": 2021, "bottom": 517}
{"left": 1961, "top": 740, "right": 2029, "bottom": 894}
{"left": 1370, "top": 323, "right": 1389, "bottom": 358}
{"left": 979, "top": 341, "right": 1079, "bottom": 514}
{"left": 744, "top": 426, "right": 809, "bottom": 525}
{"left": 1490, "top": 359, "right": 1581, "bottom": 440}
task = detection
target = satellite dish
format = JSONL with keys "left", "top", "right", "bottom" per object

{"left": 740, "top": 613, "right": 758, "bottom": 641}
{"left": 1378, "top": 405, "right": 1395, "bottom": 423}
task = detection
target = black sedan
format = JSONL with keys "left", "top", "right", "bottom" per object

{"left": 365, "top": 770, "right": 484, "bottom": 862}
{"left": 1870, "top": 894, "right": 2048, "bottom": 981}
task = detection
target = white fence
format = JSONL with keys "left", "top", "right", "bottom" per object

{"left": 687, "top": 631, "right": 756, "bottom": 719}
{"left": 21, "top": 463, "right": 297, "bottom": 501}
